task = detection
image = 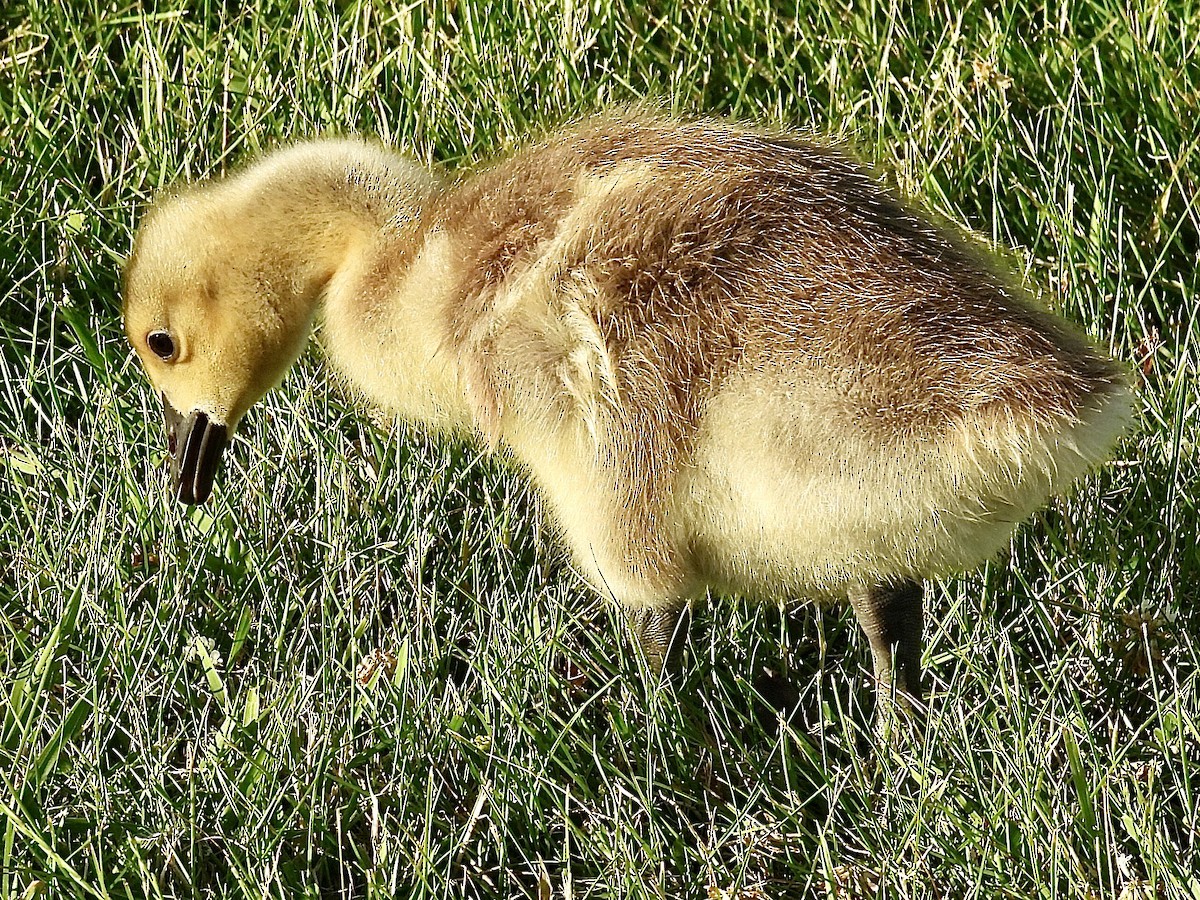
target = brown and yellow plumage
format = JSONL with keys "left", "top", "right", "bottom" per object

{"left": 124, "top": 111, "right": 1132, "bottom": 720}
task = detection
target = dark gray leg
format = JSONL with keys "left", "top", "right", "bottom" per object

{"left": 847, "top": 579, "right": 925, "bottom": 721}
{"left": 625, "top": 602, "right": 691, "bottom": 678}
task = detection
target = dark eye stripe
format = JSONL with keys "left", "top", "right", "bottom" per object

{"left": 148, "top": 330, "right": 176, "bottom": 361}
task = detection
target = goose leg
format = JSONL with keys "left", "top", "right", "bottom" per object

{"left": 625, "top": 601, "right": 691, "bottom": 678}
{"left": 847, "top": 579, "right": 925, "bottom": 722}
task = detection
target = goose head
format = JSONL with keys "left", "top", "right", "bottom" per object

{"left": 123, "top": 141, "right": 440, "bottom": 505}
{"left": 123, "top": 188, "right": 321, "bottom": 504}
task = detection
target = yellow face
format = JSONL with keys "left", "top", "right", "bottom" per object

{"left": 123, "top": 194, "right": 313, "bottom": 503}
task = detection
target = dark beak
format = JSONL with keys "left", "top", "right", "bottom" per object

{"left": 163, "top": 395, "right": 228, "bottom": 505}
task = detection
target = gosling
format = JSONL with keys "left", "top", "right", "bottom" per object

{"left": 122, "top": 112, "right": 1133, "bottom": 717}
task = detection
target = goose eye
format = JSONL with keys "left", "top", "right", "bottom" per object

{"left": 147, "top": 330, "right": 176, "bottom": 361}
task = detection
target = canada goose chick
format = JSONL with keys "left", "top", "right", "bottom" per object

{"left": 124, "top": 113, "right": 1133, "bottom": 724}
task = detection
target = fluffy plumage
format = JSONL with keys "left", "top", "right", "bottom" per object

{"left": 123, "top": 112, "right": 1133, "bottom": 710}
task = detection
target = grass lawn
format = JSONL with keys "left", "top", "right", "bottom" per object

{"left": 1, "top": 1, "right": 1198, "bottom": 897}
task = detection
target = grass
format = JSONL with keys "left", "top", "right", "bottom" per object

{"left": 1, "top": 0, "right": 1198, "bottom": 897}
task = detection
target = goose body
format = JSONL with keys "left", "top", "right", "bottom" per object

{"left": 123, "top": 113, "right": 1133, "bottom": 711}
